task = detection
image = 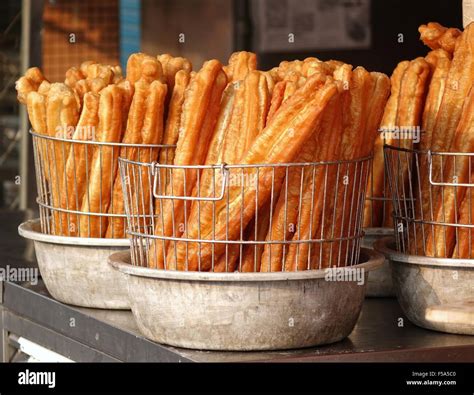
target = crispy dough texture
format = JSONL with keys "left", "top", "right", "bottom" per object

{"left": 431, "top": 88, "right": 474, "bottom": 258}
{"left": 172, "top": 74, "right": 340, "bottom": 271}
{"left": 62, "top": 92, "right": 100, "bottom": 236}
{"left": 419, "top": 22, "right": 461, "bottom": 54}
{"left": 148, "top": 60, "right": 227, "bottom": 269}
{"left": 45, "top": 83, "right": 80, "bottom": 235}
{"left": 367, "top": 61, "right": 409, "bottom": 228}
{"left": 79, "top": 85, "right": 124, "bottom": 237}
{"left": 130, "top": 81, "right": 168, "bottom": 239}
{"left": 126, "top": 53, "right": 164, "bottom": 85}
{"left": 16, "top": 67, "right": 48, "bottom": 104}
{"left": 223, "top": 51, "right": 257, "bottom": 82}
{"left": 105, "top": 81, "right": 150, "bottom": 238}
{"left": 453, "top": 175, "right": 474, "bottom": 259}
{"left": 383, "top": 59, "right": 431, "bottom": 228}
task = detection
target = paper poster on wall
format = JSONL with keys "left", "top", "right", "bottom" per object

{"left": 252, "top": 0, "right": 371, "bottom": 52}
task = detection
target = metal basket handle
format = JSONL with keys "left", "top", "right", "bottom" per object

{"left": 151, "top": 163, "right": 229, "bottom": 201}
{"left": 428, "top": 151, "right": 474, "bottom": 187}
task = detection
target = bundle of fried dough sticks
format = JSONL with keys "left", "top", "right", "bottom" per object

{"left": 144, "top": 55, "right": 390, "bottom": 272}
{"left": 364, "top": 21, "right": 474, "bottom": 259}
{"left": 17, "top": 53, "right": 191, "bottom": 238}
{"left": 18, "top": 51, "right": 390, "bottom": 270}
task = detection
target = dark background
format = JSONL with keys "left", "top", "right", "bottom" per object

{"left": 247, "top": 0, "right": 463, "bottom": 74}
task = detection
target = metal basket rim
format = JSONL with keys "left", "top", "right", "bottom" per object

{"left": 126, "top": 229, "right": 365, "bottom": 245}
{"left": 393, "top": 215, "right": 474, "bottom": 229}
{"left": 384, "top": 143, "right": 474, "bottom": 157}
{"left": 118, "top": 154, "right": 373, "bottom": 170}
{"left": 36, "top": 198, "right": 128, "bottom": 218}
{"left": 30, "top": 129, "right": 176, "bottom": 149}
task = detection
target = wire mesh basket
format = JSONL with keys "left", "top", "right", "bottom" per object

{"left": 363, "top": 135, "right": 393, "bottom": 228}
{"left": 364, "top": 165, "right": 391, "bottom": 228}
{"left": 31, "top": 130, "right": 174, "bottom": 238}
{"left": 119, "top": 155, "right": 373, "bottom": 272}
{"left": 384, "top": 143, "right": 474, "bottom": 259}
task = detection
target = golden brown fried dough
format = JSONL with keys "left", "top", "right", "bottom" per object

{"left": 419, "top": 22, "right": 461, "bottom": 54}
{"left": 148, "top": 60, "right": 227, "bottom": 269}
{"left": 223, "top": 51, "right": 257, "bottom": 82}
{"left": 105, "top": 81, "right": 149, "bottom": 238}
{"left": 62, "top": 92, "right": 100, "bottom": 236}
{"left": 173, "top": 74, "right": 340, "bottom": 271}
{"left": 16, "top": 67, "right": 48, "bottom": 104}
{"left": 430, "top": 88, "right": 474, "bottom": 257}
{"left": 79, "top": 85, "right": 124, "bottom": 237}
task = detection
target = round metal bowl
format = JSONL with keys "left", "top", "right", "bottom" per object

{"left": 18, "top": 219, "right": 129, "bottom": 309}
{"left": 108, "top": 248, "right": 383, "bottom": 351}
{"left": 375, "top": 237, "right": 474, "bottom": 335}
{"left": 362, "top": 227, "right": 395, "bottom": 297}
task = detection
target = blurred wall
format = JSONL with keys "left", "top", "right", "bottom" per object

{"left": 254, "top": 0, "right": 463, "bottom": 74}
{"left": 141, "top": 0, "right": 234, "bottom": 69}
{"left": 42, "top": 0, "right": 120, "bottom": 82}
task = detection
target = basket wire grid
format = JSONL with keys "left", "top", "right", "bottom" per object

{"left": 364, "top": 134, "right": 394, "bottom": 228}
{"left": 364, "top": 159, "right": 391, "bottom": 227}
{"left": 119, "top": 155, "right": 372, "bottom": 272}
{"left": 31, "top": 130, "right": 174, "bottom": 238}
{"left": 384, "top": 143, "right": 474, "bottom": 258}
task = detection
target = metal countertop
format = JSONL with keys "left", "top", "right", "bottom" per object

{"left": 1, "top": 211, "right": 473, "bottom": 362}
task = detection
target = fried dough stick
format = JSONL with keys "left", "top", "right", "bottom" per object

{"left": 104, "top": 81, "right": 149, "bottom": 238}
{"left": 387, "top": 58, "right": 431, "bottom": 253}
{"left": 16, "top": 67, "right": 48, "bottom": 104}
{"left": 148, "top": 60, "right": 227, "bottom": 269}
{"left": 312, "top": 68, "right": 389, "bottom": 269}
{"left": 419, "top": 22, "right": 461, "bottom": 55}
{"left": 363, "top": 62, "right": 408, "bottom": 228}
{"left": 165, "top": 83, "right": 236, "bottom": 270}
{"left": 157, "top": 70, "right": 191, "bottom": 171}
{"left": 157, "top": 54, "right": 192, "bottom": 105}
{"left": 221, "top": 71, "right": 270, "bottom": 272}
{"left": 62, "top": 92, "right": 100, "bottom": 236}
{"left": 128, "top": 81, "right": 167, "bottom": 239}
{"left": 336, "top": 72, "right": 390, "bottom": 266}
{"left": 223, "top": 51, "right": 257, "bottom": 82}
{"left": 126, "top": 53, "right": 164, "bottom": 85}
{"left": 79, "top": 85, "right": 124, "bottom": 237}
{"left": 412, "top": 49, "right": 452, "bottom": 254}
{"left": 45, "top": 83, "right": 80, "bottom": 235}
{"left": 383, "top": 58, "right": 431, "bottom": 230}
{"left": 261, "top": 65, "right": 347, "bottom": 272}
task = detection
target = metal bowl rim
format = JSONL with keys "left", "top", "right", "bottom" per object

{"left": 374, "top": 236, "right": 474, "bottom": 268}
{"left": 18, "top": 219, "right": 129, "bottom": 247}
{"left": 108, "top": 248, "right": 384, "bottom": 282}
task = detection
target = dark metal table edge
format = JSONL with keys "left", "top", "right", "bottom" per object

{"left": 1, "top": 280, "right": 192, "bottom": 362}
